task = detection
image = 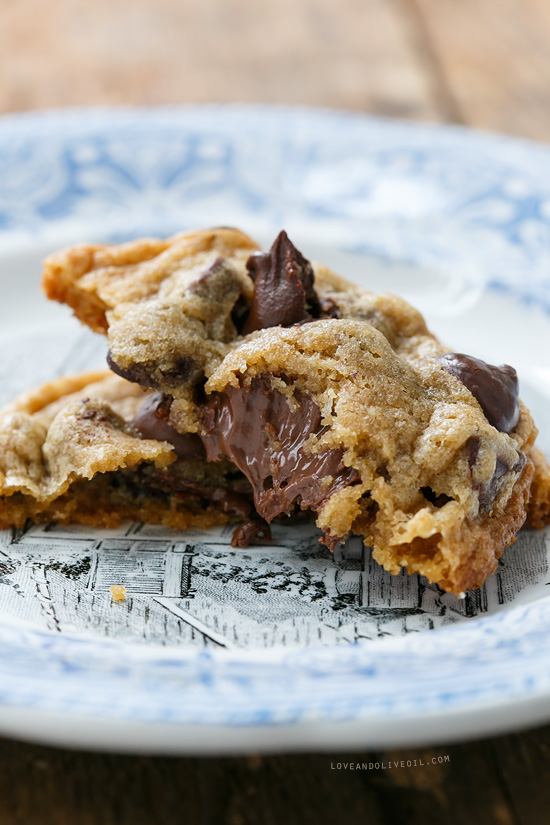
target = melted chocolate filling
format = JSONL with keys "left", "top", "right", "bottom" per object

{"left": 133, "top": 392, "right": 205, "bottom": 460}
{"left": 200, "top": 375, "right": 361, "bottom": 527}
{"left": 133, "top": 375, "right": 361, "bottom": 545}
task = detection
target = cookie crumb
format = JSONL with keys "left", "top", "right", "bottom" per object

{"left": 110, "top": 585, "right": 127, "bottom": 602}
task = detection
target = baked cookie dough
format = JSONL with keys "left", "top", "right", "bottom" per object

{"left": 0, "top": 371, "right": 253, "bottom": 533}
{"left": 8, "top": 226, "right": 547, "bottom": 595}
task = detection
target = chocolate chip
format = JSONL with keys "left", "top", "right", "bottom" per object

{"left": 242, "top": 231, "right": 321, "bottom": 333}
{"left": 187, "top": 257, "right": 225, "bottom": 290}
{"left": 107, "top": 352, "right": 202, "bottom": 391}
{"left": 231, "top": 519, "right": 272, "bottom": 548}
{"left": 478, "top": 453, "right": 526, "bottom": 510}
{"left": 133, "top": 392, "right": 205, "bottom": 460}
{"left": 107, "top": 352, "right": 157, "bottom": 388}
{"left": 438, "top": 353, "right": 520, "bottom": 433}
{"left": 169, "top": 356, "right": 200, "bottom": 383}
{"left": 478, "top": 458, "right": 509, "bottom": 510}
{"left": 466, "top": 435, "right": 481, "bottom": 469}
{"left": 466, "top": 436, "right": 527, "bottom": 510}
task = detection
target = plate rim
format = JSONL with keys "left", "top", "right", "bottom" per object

{"left": 0, "top": 103, "right": 549, "bottom": 752}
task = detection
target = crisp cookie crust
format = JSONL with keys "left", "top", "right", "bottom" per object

{"left": 31, "top": 227, "right": 550, "bottom": 593}
{"left": 42, "top": 227, "right": 259, "bottom": 334}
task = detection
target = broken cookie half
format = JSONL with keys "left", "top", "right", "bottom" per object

{"left": 0, "top": 370, "right": 256, "bottom": 532}
{"left": 5, "top": 226, "right": 549, "bottom": 595}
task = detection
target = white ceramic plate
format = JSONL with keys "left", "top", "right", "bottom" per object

{"left": 0, "top": 106, "right": 549, "bottom": 754}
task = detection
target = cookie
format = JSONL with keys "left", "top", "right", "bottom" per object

{"left": 0, "top": 371, "right": 254, "bottom": 532}
{"left": 36, "top": 227, "right": 550, "bottom": 592}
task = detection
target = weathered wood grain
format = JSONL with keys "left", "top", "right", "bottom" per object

{"left": 411, "top": 0, "right": 550, "bottom": 138}
{"left": 0, "top": 724, "right": 548, "bottom": 825}
{"left": 0, "top": 0, "right": 440, "bottom": 120}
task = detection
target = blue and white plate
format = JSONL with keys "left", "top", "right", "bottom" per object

{"left": 0, "top": 106, "right": 549, "bottom": 753}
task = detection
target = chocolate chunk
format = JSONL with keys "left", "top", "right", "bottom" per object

{"left": 466, "top": 436, "right": 527, "bottom": 510}
{"left": 133, "top": 392, "right": 205, "bottom": 460}
{"left": 438, "top": 353, "right": 520, "bottom": 433}
{"left": 242, "top": 231, "right": 321, "bottom": 333}
{"left": 478, "top": 452, "right": 526, "bottom": 511}
{"left": 169, "top": 356, "right": 200, "bottom": 383}
{"left": 231, "top": 519, "right": 272, "bottom": 548}
{"left": 187, "top": 257, "right": 225, "bottom": 290}
{"left": 107, "top": 352, "right": 202, "bottom": 391}
{"left": 466, "top": 435, "right": 481, "bottom": 469}
{"left": 107, "top": 352, "right": 156, "bottom": 388}
{"left": 478, "top": 458, "right": 509, "bottom": 510}
{"left": 200, "top": 375, "right": 361, "bottom": 530}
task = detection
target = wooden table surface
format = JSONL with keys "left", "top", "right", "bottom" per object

{"left": 2, "top": 1, "right": 550, "bottom": 822}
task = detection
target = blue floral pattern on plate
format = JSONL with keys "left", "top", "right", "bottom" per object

{"left": 0, "top": 106, "right": 549, "bottom": 750}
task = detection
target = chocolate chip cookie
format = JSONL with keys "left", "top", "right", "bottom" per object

{"left": 28, "top": 227, "right": 550, "bottom": 593}
{"left": 0, "top": 371, "right": 255, "bottom": 532}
